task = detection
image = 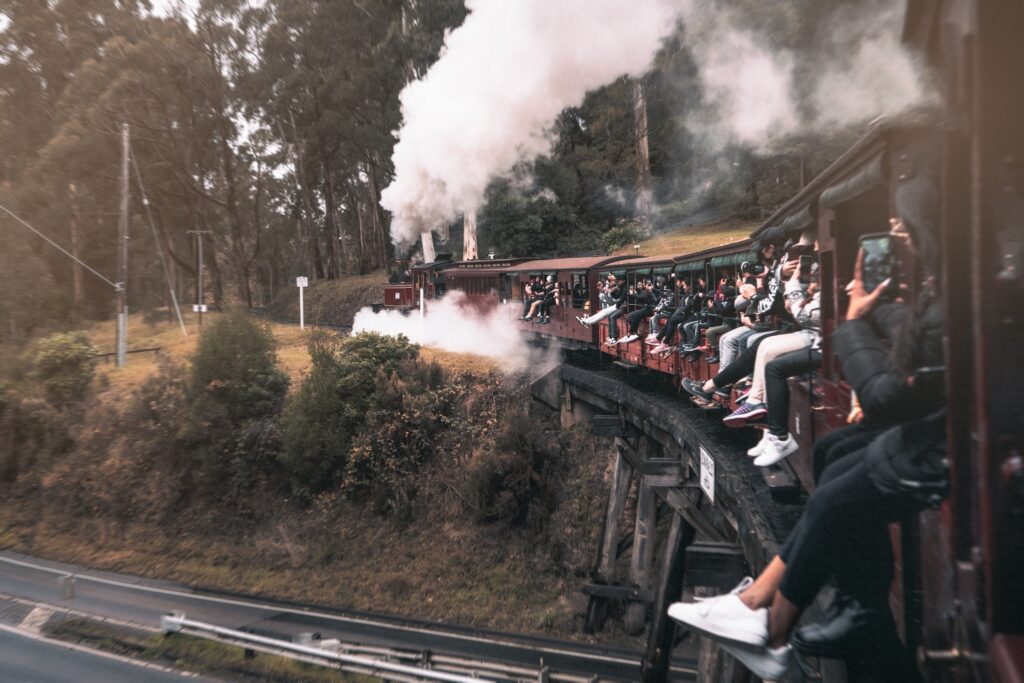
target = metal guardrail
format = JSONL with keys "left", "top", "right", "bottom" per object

{"left": 161, "top": 612, "right": 497, "bottom": 683}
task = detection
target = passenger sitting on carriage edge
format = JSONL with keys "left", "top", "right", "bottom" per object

{"left": 667, "top": 167, "right": 946, "bottom": 682}
{"left": 645, "top": 276, "right": 677, "bottom": 344}
{"left": 577, "top": 274, "right": 622, "bottom": 326}
{"left": 604, "top": 279, "right": 637, "bottom": 346}
{"left": 520, "top": 276, "right": 541, "bottom": 319}
{"left": 702, "top": 280, "right": 739, "bottom": 363}
{"left": 727, "top": 259, "right": 823, "bottom": 466}
{"left": 619, "top": 279, "right": 657, "bottom": 344}
{"left": 649, "top": 274, "right": 693, "bottom": 355}
{"left": 678, "top": 277, "right": 708, "bottom": 353}
{"left": 681, "top": 228, "right": 792, "bottom": 393}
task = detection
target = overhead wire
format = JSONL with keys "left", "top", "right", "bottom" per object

{"left": 129, "top": 142, "right": 189, "bottom": 337}
{"left": 0, "top": 202, "right": 119, "bottom": 290}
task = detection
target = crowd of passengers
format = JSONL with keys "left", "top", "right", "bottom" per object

{"left": 657, "top": 161, "right": 947, "bottom": 682}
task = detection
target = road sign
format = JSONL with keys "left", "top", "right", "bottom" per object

{"left": 192, "top": 304, "right": 208, "bottom": 313}
{"left": 296, "top": 276, "right": 309, "bottom": 288}
{"left": 699, "top": 446, "right": 715, "bottom": 504}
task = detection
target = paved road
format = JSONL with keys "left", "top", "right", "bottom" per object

{"left": 0, "top": 550, "right": 696, "bottom": 681}
{"left": 0, "top": 626, "right": 201, "bottom": 683}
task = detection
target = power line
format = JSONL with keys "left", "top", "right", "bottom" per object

{"left": 0, "top": 202, "right": 119, "bottom": 290}
{"left": 129, "top": 142, "right": 188, "bottom": 338}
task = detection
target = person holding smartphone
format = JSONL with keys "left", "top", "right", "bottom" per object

{"left": 668, "top": 165, "right": 946, "bottom": 681}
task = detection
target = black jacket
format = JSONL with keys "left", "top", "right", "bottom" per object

{"left": 833, "top": 299, "right": 946, "bottom": 493}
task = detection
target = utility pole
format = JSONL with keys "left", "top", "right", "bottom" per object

{"left": 116, "top": 123, "right": 130, "bottom": 368}
{"left": 188, "top": 230, "right": 211, "bottom": 328}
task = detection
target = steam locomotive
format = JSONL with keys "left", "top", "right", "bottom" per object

{"left": 378, "top": 2, "right": 1024, "bottom": 679}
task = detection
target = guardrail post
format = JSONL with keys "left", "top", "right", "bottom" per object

{"left": 58, "top": 574, "right": 75, "bottom": 600}
{"left": 161, "top": 611, "right": 184, "bottom": 634}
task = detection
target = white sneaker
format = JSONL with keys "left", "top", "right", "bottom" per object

{"left": 605, "top": 338, "right": 619, "bottom": 346}
{"left": 645, "top": 334, "right": 659, "bottom": 345}
{"left": 667, "top": 577, "right": 768, "bottom": 647}
{"left": 620, "top": 334, "right": 639, "bottom": 343}
{"left": 720, "top": 641, "right": 794, "bottom": 681}
{"left": 747, "top": 430, "right": 770, "bottom": 457}
{"left": 753, "top": 433, "right": 800, "bottom": 467}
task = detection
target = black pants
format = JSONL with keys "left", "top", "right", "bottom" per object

{"left": 811, "top": 422, "right": 884, "bottom": 483}
{"left": 710, "top": 330, "right": 781, "bottom": 390}
{"left": 607, "top": 307, "right": 627, "bottom": 338}
{"left": 778, "top": 443, "right": 921, "bottom": 610}
{"left": 627, "top": 306, "right": 653, "bottom": 334}
{"left": 765, "top": 348, "right": 822, "bottom": 437}
{"left": 657, "top": 310, "right": 688, "bottom": 343}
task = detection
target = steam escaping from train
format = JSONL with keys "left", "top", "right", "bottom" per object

{"left": 681, "top": 0, "right": 931, "bottom": 151}
{"left": 352, "top": 292, "right": 561, "bottom": 373}
{"left": 380, "top": 0, "right": 684, "bottom": 244}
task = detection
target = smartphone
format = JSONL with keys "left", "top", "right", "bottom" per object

{"left": 859, "top": 232, "right": 896, "bottom": 295}
{"left": 799, "top": 255, "right": 813, "bottom": 284}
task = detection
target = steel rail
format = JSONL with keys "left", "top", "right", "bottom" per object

{"left": 162, "top": 613, "right": 492, "bottom": 683}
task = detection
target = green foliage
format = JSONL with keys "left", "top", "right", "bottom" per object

{"left": 33, "top": 331, "right": 96, "bottom": 406}
{"left": 460, "top": 408, "right": 561, "bottom": 527}
{"left": 601, "top": 218, "right": 648, "bottom": 254}
{"left": 344, "top": 359, "right": 450, "bottom": 517}
{"left": 279, "top": 331, "right": 419, "bottom": 501}
{"left": 185, "top": 311, "right": 288, "bottom": 491}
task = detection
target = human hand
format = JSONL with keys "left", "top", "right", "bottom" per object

{"left": 845, "top": 248, "right": 890, "bottom": 321}
{"left": 782, "top": 259, "right": 798, "bottom": 279}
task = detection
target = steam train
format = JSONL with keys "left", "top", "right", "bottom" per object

{"left": 379, "top": 3, "right": 1023, "bottom": 680}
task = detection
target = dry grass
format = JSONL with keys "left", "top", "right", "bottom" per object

{"left": 615, "top": 217, "right": 757, "bottom": 258}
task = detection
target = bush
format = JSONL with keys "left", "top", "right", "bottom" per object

{"left": 279, "top": 331, "right": 419, "bottom": 500}
{"left": 190, "top": 310, "right": 288, "bottom": 425}
{"left": 460, "top": 407, "right": 561, "bottom": 527}
{"left": 184, "top": 310, "right": 289, "bottom": 491}
{"left": 33, "top": 331, "right": 96, "bottom": 406}
{"left": 601, "top": 217, "right": 648, "bottom": 254}
{"left": 343, "top": 359, "right": 449, "bottom": 515}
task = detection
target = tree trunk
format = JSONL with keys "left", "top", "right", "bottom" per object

{"left": 462, "top": 211, "right": 478, "bottom": 260}
{"left": 632, "top": 79, "right": 653, "bottom": 225}
{"left": 323, "top": 162, "right": 340, "bottom": 279}
{"left": 364, "top": 156, "right": 393, "bottom": 270}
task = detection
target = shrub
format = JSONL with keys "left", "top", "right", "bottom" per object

{"left": 343, "top": 359, "right": 449, "bottom": 516}
{"left": 601, "top": 217, "right": 648, "bottom": 254}
{"left": 33, "top": 331, "right": 97, "bottom": 406}
{"left": 184, "top": 310, "right": 289, "bottom": 490}
{"left": 460, "top": 407, "right": 561, "bottom": 527}
{"left": 190, "top": 310, "right": 288, "bottom": 425}
{"left": 279, "top": 331, "right": 419, "bottom": 500}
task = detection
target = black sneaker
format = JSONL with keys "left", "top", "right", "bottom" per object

{"left": 706, "top": 355, "right": 719, "bottom": 364}
{"left": 682, "top": 378, "right": 715, "bottom": 402}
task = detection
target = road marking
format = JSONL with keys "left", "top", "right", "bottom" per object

{"left": 0, "top": 622, "right": 203, "bottom": 678}
{"left": 19, "top": 606, "right": 52, "bottom": 634}
{"left": 0, "top": 554, "right": 639, "bottom": 668}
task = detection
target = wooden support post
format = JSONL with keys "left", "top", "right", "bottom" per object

{"left": 586, "top": 449, "right": 635, "bottom": 633}
{"left": 642, "top": 512, "right": 696, "bottom": 683}
{"left": 626, "top": 482, "right": 657, "bottom": 635}
{"left": 598, "top": 450, "right": 634, "bottom": 581}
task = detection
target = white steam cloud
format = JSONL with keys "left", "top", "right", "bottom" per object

{"left": 681, "top": 1, "right": 931, "bottom": 151}
{"left": 352, "top": 290, "right": 560, "bottom": 373}
{"left": 380, "top": 0, "right": 683, "bottom": 243}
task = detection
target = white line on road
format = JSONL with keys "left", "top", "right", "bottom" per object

{"left": 0, "top": 554, "right": 637, "bottom": 667}
{"left": 0, "top": 622, "right": 203, "bottom": 679}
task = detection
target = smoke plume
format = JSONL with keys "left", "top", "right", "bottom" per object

{"left": 352, "top": 290, "right": 561, "bottom": 373}
{"left": 380, "top": 0, "right": 683, "bottom": 243}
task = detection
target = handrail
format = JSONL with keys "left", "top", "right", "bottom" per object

{"left": 161, "top": 612, "right": 494, "bottom": 683}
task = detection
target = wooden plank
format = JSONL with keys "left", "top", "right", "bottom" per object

{"left": 581, "top": 583, "right": 653, "bottom": 603}
{"left": 641, "top": 513, "right": 697, "bottom": 683}
{"left": 626, "top": 483, "right": 658, "bottom": 635}
{"left": 684, "top": 543, "right": 746, "bottom": 592}
{"left": 597, "top": 452, "right": 634, "bottom": 583}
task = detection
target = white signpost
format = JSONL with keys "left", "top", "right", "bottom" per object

{"left": 699, "top": 445, "right": 715, "bottom": 504}
{"left": 191, "top": 304, "right": 208, "bottom": 313}
{"left": 296, "top": 276, "right": 309, "bottom": 329}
